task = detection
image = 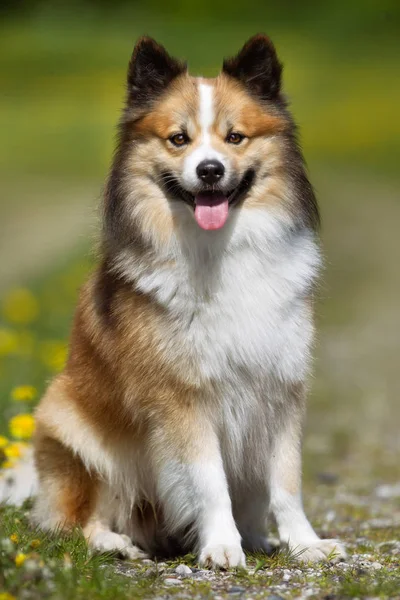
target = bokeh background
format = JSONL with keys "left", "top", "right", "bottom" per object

{"left": 0, "top": 1, "right": 399, "bottom": 485}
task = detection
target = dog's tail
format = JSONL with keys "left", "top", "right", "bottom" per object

{"left": 0, "top": 446, "right": 38, "bottom": 506}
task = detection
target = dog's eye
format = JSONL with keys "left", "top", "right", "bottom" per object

{"left": 226, "top": 132, "right": 245, "bottom": 145}
{"left": 169, "top": 133, "right": 189, "bottom": 147}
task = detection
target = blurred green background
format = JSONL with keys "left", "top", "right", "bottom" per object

{"left": 0, "top": 1, "right": 399, "bottom": 484}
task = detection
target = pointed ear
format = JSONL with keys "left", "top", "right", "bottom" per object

{"left": 222, "top": 34, "right": 283, "bottom": 101}
{"left": 127, "top": 37, "right": 187, "bottom": 105}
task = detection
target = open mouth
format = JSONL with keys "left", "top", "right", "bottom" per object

{"left": 160, "top": 169, "right": 255, "bottom": 230}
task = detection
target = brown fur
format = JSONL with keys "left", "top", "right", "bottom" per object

{"left": 34, "top": 425, "right": 98, "bottom": 528}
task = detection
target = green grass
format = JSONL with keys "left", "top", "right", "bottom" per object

{"left": 0, "top": 504, "right": 168, "bottom": 600}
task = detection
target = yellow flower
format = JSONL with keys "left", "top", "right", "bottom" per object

{"left": 30, "top": 539, "right": 41, "bottom": 548}
{"left": 15, "top": 552, "right": 27, "bottom": 567}
{"left": 9, "top": 414, "right": 35, "bottom": 440}
{"left": 2, "top": 288, "right": 39, "bottom": 325}
{"left": 0, "top": 328, "right": 18, "bottom": 356}
{"left": 0, "top": 435, "right": 8, "bottom": 449}
{"left": 11, "top": 385, "right": 37, "bottom": 403}
{"left": 1, "top": 459, "right": 16, "bottom": 469}
{"left": 4, "top": 442, "right": 28, "bottom": 459}
{"left": 0, "top": 593, "right": 17, "bottom": 600}
{"left": 9, "top": 533, "right": 19, "bottom": 543}
{"left": 40, "top": 340, "right": 67, "bottom": 372}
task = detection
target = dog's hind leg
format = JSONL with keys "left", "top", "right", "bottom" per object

{"left": 32, "top": 429, "right": 146, "bottom": 560}
{"left": 32, "top": 429, "right": 98, "bottom": 533}
{"left": 83, "top": 484, "right": 147, "bottom": 560}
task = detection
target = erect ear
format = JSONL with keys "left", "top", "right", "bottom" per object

{"left": 127, "top": 37, "right": 187, "bottom": 105}
{"left": 222, "top": 34, "right": 283, "bottom": 101}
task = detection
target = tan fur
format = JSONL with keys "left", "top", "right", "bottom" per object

{"left": 34, "top": 423, "right": 98, "bottom": 528}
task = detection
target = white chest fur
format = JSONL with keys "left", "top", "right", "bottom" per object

{"left": 119, "top": 207, "right": 321, "bottom": 388}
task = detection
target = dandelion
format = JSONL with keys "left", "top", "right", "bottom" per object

{"left": 9, "top": 414, "right": 35, "bottom": 440}
{"left": 2, "top": 288, "right": 39, "bottom": 325}
{"left": 9, "top": 533, "right": 19, "bottom": 543}
{"left": 0, "top": 436, "right": 8, "bottom": 449}
{"left": 4, "top": 441, "right": 28, "bottom": 459}
{"left": 11, "top": 385, "right": 37, "bottom": 403}
{"left": 15, "top": 552, "right": 27, "bottom": 567}
{"left": 0, "top": 593, "right": 17, "bottom": 600}
{"left": 30, "top": 539, "right": 41, "bottom": 548}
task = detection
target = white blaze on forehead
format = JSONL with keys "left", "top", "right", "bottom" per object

{"left": 198, "top": 82, "right": 214, "bottom": 143}
{"left": 182, "top": 80, "right": 229, "bottom": 190}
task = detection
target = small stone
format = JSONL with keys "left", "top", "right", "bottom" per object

{"left": 144, "top": 567, "right": 157, "bottom": 578}
{"left": 325, "top": 510, "right": 336, "bottom": 523}
{"left": 228, "top": 586, "right": 245, "bottom": 594}
{"left": 268, "top": 595, "right": 285, "bottom": 600}
{"left": 0, "top": 538, "right": 14, "bottom": 553}
{"left": 175, "top": 563, "right": 192, "bottom": 576}
{"left": 142, "top": 558, "right": 155, "bottom": 565}
{"left": 191, "top": 570, "right": 208, "bottom": 579}
{"left": 164, "top": 577, "right": 182, "bottom": 586}
{"left": 370, "top": 562, "right": 383, "bottom": 570}
{"left": 375, "top": 483, "right": 400, "bottom": 498}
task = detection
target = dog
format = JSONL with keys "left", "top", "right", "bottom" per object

{"left": 32, "top": 34, "right": 345, "bottom": 567}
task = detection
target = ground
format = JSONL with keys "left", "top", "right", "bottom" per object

{"left": 1, "top": 482, "right": 400, "bottom": 599}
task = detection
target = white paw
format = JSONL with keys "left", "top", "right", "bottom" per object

{"left": 89, "top": 531, "right": 147, "bottom": 560}
{"left": 291, "top": 539, "right": 346, "bottom": 563}
{"left": 199, "top": 544, "right": 246, "bottom": 569}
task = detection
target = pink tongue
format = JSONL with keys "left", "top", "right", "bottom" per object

{"left": 194, "top": 194, "right": 229, "bottom": 230}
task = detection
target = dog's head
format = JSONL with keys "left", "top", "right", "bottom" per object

{"left": 105, "top": 36, "right": 318, "bottom": 248}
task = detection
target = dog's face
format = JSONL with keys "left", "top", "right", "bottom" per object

{"left": 107, "top": 36, "right": 317, "bottom": 245}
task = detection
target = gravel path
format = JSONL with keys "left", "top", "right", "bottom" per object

{"left": 103, "top": 482, "right": 400, "bottom": 599}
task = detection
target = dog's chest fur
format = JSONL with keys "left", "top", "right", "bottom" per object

{"left": 116, "top": 210, "right": 321, "bottom": 489}
{"left": 120, "top": 210, "right": 321, "bottom": 389}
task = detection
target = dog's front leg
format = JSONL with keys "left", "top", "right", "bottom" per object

{"left": 268, "top": 385, "right": 346, "bottom": 563}
{"left": 150, "top": 411, "right": 245, "bottom": 569}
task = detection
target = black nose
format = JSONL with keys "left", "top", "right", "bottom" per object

{"left": 196, "top": 160, "right": 225, "bottom": 185}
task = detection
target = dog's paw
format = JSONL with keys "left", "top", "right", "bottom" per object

{"left": 292, "top": 539, "right": 346, "bottom": 563}
{"left": 89, "top": 531, "right": 147, "bottom": 560}
{"left": 199, "top": 544, "right": 246, "bottom": 569}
